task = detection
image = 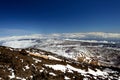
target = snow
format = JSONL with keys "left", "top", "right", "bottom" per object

{"left": 65, "top": 76, "right": 70, "bottom": 80}
{"left": 48, "top": 55, "right": 62, "bottom": 61}
{"left": 40, "top": 47, "right": 75, "bottom": 59}
{"left": 45, "top": 64, "right": 108, "bottom": 77}
{"left": 30, "top": 76, "right": 33, "bottom": 79}
{"left": 45, "top": 64, "right": 66, "bottom": 72}
{"left": 9, "top": 72, "right": 15, "bottom": 79}
{"left": 8, "top": 68, "right": 15, "bottom": 79}
{"left": 16, "top": 77, "right": 26, "bottom": 80}
{"left": 118, "top": 77, "right": 120, "bottom": 80}
{"left": 40, "top": 69, "right": 44, "bottom": 72}
{"left": 33, "top": 58, "right": 42, "bottom": 63}
{"left": 25, "top": 65, "right": 30, "bottom": 69}
{"left": 103, "top": 68, "right": 117, "bottom": 73}
{"left": 40, "top": 44, "right": 94, "bottom": 61}
{"left": 49, "top": 72, "right": 56, "bottom": 76}
{"left": 88, "top": 68, "right": 108, "bottom": 76}
{"left": 83, "top": 78, "right": 89, "bottom": 80}
{"left": 23, "top": 68, "right": 25, "bottom": 71}
{"left": 29, "top": 52, "right": 48, "bottom": 59}
{"left": 67, "top": 65, "right": 108, "bottom": 76}
{"left": 9, "top": 48, "right": 14, "bottom": 51}
{"left": 20, "top": 59, "right": 23, "bottom": 63}
{"left": 31, "top": 64, "right": 36, "bottom": 68}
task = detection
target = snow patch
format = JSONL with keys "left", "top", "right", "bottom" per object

{"left": 8, "top": 68, "right": 15, "bottom": 79}
{"left": 16, "top": 77, "right": 26, "bottom": 80}
{"left": 20, "top": 59, "right": 23, "bottom": 63}
{"left": 65, "top": 76, "right": 70, "bottom": 80}
{"left": 33, "top": 58, "right": 42, "bottom": 63}
{"left": 45, "top": 64, "right": 66, "bottom": 72}
{"left": 48, "top": 55, "right": 62, "bottom": 61}
{"left": 45, "top": 64, "right": 108, "bottom": 77}
{"left": 49, "top": 72, "right": 56, "bottom": 76}
{"left": 25, "top": 65, "right": 30, "bottom": 69}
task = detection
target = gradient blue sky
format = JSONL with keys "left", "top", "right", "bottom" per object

{"left": 0, "top": 0, "right": 120, "bottom": 36}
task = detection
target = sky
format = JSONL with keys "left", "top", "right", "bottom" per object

{"left": 0, "top": 0, "right": 120, "bottom": 36}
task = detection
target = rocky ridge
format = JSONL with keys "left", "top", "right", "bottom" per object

{"left": 0, "top": 46, "right": 120, "bottom": 80}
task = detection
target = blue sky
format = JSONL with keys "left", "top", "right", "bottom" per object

{"left": 0, "top": 0, "right": 120, "bottom": 36}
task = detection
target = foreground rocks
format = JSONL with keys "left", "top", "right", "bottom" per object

{"left": 0, "top": 46, "right": 119, "bottom": 80}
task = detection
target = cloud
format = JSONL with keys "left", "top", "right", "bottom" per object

{"left": 2, "top": 40, "right": 38, "bottom": 48}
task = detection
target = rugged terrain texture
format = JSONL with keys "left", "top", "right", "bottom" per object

{"left": 36, "top": 40, "right": 120, "bottom": 69}
{"left": 0, "top": 46, "right": 120, "bottom": 80}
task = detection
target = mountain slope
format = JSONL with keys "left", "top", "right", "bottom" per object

{"left": 0, "top": 46, "right": 120, "bottom": 80}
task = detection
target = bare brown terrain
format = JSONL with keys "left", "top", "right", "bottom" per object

{"left": 0, "top": 46, "right": 119, "bottom": 80}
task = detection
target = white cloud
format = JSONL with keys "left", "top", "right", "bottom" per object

{"left": 2, "top": 40, "right": 38, "bottom": 48}
{"left": 0, "top": 32, "right": 120, "bottom": 48}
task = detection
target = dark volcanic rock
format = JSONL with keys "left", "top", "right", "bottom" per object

{"left": 0, "top": 46, "right": 119, "bottom": 80}
{"left": 20, "top": 49, "right": 29, "bottom": 55}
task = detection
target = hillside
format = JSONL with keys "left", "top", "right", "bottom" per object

{"left": 0, "top": 46, "right": 119, "bottom": 80}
